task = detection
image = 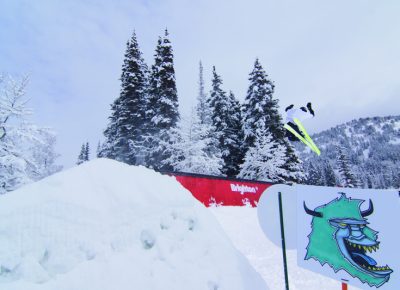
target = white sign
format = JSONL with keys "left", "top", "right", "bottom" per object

{"left": 296, "top": 185, "right": 399, "bottom": 289}
{"left": 257, "top": 184, "right": 296, "bottom": 249}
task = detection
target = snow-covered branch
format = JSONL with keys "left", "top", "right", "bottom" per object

{"left": 0, "top": 74, "right": 62, "bottom": 194}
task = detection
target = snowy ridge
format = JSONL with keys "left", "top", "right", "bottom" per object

{"left": 0, "top": 159, "right": 267, "bottom": 290}
{"left": 298, "top": 115, "right": 400, "bottom": 188}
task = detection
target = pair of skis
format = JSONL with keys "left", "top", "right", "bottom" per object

{"left": 284, "top": 118, "right": 321, "bottom": 156}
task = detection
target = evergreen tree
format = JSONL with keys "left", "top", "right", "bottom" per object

{"left": 224, "top": 91, "right": 245, "bottom": 177}
{"left": 85, "top": 142, "right": 90, "bottom": 161}
{"left": 172, "top": 108, "right": 223, "bottom": 175}
{"left": 336, "top": 145, "right": 359, "bottom": 188}
{"left": 366, "top": 175, "right": 373, "bottom": 189}
{"left": 197, "top": 61, "right": 210, "bottom": 125}
{"left": 281, "top": 145, "right": 305, "bottom": 183}
{"left": 103, "top": 31, "right": 148, "bottom": 165}
{"left": 147, "top": 29, "right": 180, "bottom": 171}
{"left": 306, "top": 163, "right": 324, "bottom": 186}
{"left": 242, "top": 59, "right": 304, "bottom": 183}
{"left": 77, "top": 144, "right": 86, "bottom": 165}
{"left": 323, "top": 161, "right": 337, "bottom": 186}
{"left": 392, "top": 168, "right": 400, "bottom": 188}
{"left": 194, "top": 64, "right": 223, "bottom": 174}
{"left": 208, "top": 67, "right": 227, "bottom": 140}
{"left": 207, "top": 67, "right": 243, "bottom": 177}
{"left": 96, "top": 142, "right": 102, "bottom": 158}
{"left": 242, "top": 58, "right": 277, "bottom": 149}
{"left": 238, "top": 125, "right": 287, "bottom": 182}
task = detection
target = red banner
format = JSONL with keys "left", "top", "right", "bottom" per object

{"left": 173, "top": 173, "right": 272, "bottom": 207}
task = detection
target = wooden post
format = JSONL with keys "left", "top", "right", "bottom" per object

{"left": 278, "top": 191, "right": 290, "bottom": 290}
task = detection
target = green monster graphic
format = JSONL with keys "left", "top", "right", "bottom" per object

{"left": 304, "top": 193, "right": 393, "bottom": 288}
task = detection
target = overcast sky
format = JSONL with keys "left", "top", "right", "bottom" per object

{"left": 1, "top": 0, "right": 399, "bottom": 168}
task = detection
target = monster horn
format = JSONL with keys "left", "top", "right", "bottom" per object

{"left": 361, "top": 199, "right": 374, "bottom": 217}
{"left": 303, "top": 201, "right": 323, "bottom": 218}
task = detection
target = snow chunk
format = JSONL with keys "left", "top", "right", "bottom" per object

{"left": 0, "top": 158, "right": 267, "bottom": 290}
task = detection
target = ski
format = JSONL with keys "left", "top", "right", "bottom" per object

{"left": 284, "top": 118, "right": 320, "bottom": 155}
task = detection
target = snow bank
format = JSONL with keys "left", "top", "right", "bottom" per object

{"left": 0, "top": 158, "right": 267, "bottom": 290}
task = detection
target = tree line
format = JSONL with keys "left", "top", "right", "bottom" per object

{"left": 97, "top": 29, "right": 305, "bottom": 183}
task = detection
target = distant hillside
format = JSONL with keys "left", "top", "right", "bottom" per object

{"left": 296, "top": 115, "right": 400, "bottom": 189}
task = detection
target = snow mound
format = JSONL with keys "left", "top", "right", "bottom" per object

{"left": 0, "top": 159, "right": 267, "bottom": 290}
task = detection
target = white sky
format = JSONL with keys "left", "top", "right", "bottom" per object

{"left": 1, "top": 0, "right": 399, "bottom": 168}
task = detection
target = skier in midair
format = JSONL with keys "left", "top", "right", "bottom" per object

{"left": 284, "top": 102, "right": 320, "bottom": 155}
{"left": 285, "top": 102, "right": 315, "bottom": 141}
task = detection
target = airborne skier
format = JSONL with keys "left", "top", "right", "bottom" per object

{"left": 284, "top": 102, "right": 320, "bottom": 155}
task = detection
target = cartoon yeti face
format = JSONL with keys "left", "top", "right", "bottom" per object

{"left": 304, "top": 193, "right": 393, "bottom": 288}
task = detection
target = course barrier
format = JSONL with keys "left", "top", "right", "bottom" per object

{"left": 168, "top": 172, "right": 273, "bottom": 207}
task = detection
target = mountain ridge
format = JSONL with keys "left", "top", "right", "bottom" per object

{"left": 297, "top": 115, "right": 400, "bottom": 189}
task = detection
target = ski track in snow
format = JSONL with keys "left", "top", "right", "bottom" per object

{"left": 210, "top": 207, "right": 362, "bottom": 290}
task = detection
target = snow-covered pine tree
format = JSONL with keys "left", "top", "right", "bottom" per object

{"left": 238, "top": 124, "right": 287, "bottom": 182}
{"left": 77, "top": 144, "right": 86, "bottom": 165}
{"left": 207, "top": 67, "right": 227, "bottom": 141}
{"left": 323, "top": 161, "right": 337, "bottom": 186}
{"left": 242, "top": 59, "right": 304, "bottom": 183}
{"left": 96, "top": 141, "right": 102, "bottom": 158}
{"left": 207, "top": 67, "right": 238, "bottom": 177}
{"left": 85, "top": 142, "right": 90, "bottom": 161}
{"left": 171, "top": 108, "right": 223, "bottom": 175}
{"left": 147, "top": 29, "right": 180, "bottom": 171}
{"left": 242, "top": 58, "right": 276, "bottom": 149}
{"left": 306, "top": 162, "right": 324, "bottom": 186}
{"left": 281, "top": 145, "right": 305, "bottom": 183}
{"left": 224, "top": 91, "right": 245, "bottom": 177}
{"left": 197, "top": 61, "right": 210, "bottom": 125}
{"left": 391, "top": 168, "right": 400, "bottom": 189}
{"left": 366, "top": 175, "right": 373, "bottom": 189}
{"left": 336, "top": 145, "right": 359, "bottom": 188}
{"left": 103, "top": 31, "right": 148, "bottom": 165}
{"left": 194, "top": 62, "right": 222, "bottom": 169}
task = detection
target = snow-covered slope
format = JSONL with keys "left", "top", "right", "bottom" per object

{"left": 0, "top": 159, "right": 267, "bottom": 290}
{"left": 210, "top": 207, "right": 362, "bottom": 290}
{"left": 298, "top": 115, "right": 400, "bottom": 188}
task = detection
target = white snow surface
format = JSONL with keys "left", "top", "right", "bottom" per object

{"left": 210, "top": 207, "right": 362, "bottom": 290}
{"left": 0, "top": 159, "right": 267, "bottom": 290}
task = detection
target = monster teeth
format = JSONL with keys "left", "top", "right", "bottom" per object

{"left": 370, "top": 266, "right": 391, "bottom": 271}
